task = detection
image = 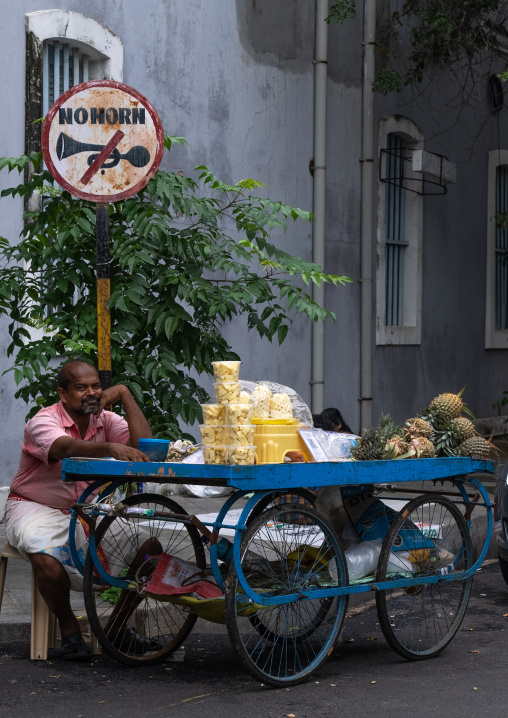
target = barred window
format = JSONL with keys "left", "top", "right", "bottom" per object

{"left": 42, "top": 41, "right": 89, "bottom": 115}
{"left": 495, "top": 166, "right": 508, "bottom": 331}
{"left": 384, "top": 133, "right": 408, "bottom": 326}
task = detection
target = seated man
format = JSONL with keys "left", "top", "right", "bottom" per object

{"left": 4, "top": 360, "right": 153, "bottom": 660}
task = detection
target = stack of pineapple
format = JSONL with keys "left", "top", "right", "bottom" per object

{"left": 351, "top": 390, "right": 492, "bottom": 461}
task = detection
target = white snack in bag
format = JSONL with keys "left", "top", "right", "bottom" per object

{"left": 251, "top": 384, "right": 272, "bottom": 419}
{"left": 270, "top": 392, "right": 293, "bottom": 418}
{"left": 201, "top": 404, "right": 227, "bottom": 426}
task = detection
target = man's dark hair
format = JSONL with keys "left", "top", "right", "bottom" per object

{"left": 57, "top": 360, "right": 97, "bottom": 390}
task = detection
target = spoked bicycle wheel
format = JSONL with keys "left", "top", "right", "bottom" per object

{"left": 225, "top": 504, "right": 348, "bottom": 687}
{"left": 246, "top": 489, "right": 316, "bottom": 527}
{"left": 376, "top": 494, "right": 473, "bottom": 660}
{"left": 83, "top": 493, "right": 206, "bottom": 666}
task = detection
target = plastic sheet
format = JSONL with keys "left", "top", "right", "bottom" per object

{"left": 239, "top": 380, "right": 313, "bottom": 425}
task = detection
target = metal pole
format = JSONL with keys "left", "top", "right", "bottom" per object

{"left": 96, "top": 203, "right": 112, "bottom": 390}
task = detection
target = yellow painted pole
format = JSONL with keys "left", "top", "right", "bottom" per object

{"left": 95, "top": 203, "right": 112, "bottom": 389}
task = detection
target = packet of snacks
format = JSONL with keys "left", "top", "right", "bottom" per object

{"left": 270, "top": 392, "right": 293, "bottom": 420}
{"left": 239, "top": 380, "right": 313, "bottom": 426}
{"left": 201, "top": 403, "right": 227, "bottom": 425}
{"left": 212, "top": 361, "right": 241, "bottom": 382}
{"left": 251, "top": 384, "right": 272, "bottom": 419}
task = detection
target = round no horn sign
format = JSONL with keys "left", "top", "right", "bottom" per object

{"left": 41, "top": 80, "right": 164, "bottom": 202}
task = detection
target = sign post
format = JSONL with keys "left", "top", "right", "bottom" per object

{"left": 41, "top": 80, "right": 164, "bottom": 389}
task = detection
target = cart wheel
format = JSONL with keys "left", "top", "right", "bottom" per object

{"left": 246, "top": 489, "right": 317, "bottom": 527}
{"left": 224, "top": 504, "right": 348, "bottom": 687}
{"left": 83, "top": 493, "right": 206, "bottom": 666}
{"left": 376, "top": 494, "right": 473, "bottom": 660}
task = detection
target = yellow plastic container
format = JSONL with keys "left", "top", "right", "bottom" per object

{"left": 253, "top": 423, "right": 311, "bottom": 464}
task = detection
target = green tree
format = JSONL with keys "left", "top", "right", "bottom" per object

{"left": 0, "top": 137, "right": 351, "bottom": 439}
{"left": 328, "top": 0, "right": 508, "bottom": 99}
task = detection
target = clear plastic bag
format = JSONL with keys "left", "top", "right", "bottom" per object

{"left": 239, "top": 380, "right": 313, "bottom": 425}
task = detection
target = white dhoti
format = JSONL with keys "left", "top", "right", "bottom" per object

{"left": 4, "top": 499, "right": 145, "bottom": 592}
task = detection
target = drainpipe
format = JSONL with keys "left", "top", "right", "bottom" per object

{"left": 311, "top": 0, "right": 328, "bottom": 414}
{"left": 359, "top": 0, "right": 376, "bottom": 430}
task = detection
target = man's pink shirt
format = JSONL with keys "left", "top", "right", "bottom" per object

{"left": 10, "top": 401, "right": 130, "bottom": 509}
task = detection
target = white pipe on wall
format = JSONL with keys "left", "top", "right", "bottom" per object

{"left": 359, "top": 0, "right": 376, "bottom": 430}
{"left": 311, "top": 0, "right": 329, "bottom": 414}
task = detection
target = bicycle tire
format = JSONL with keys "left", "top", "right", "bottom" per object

{"left": 376, "top": 494, "right": 473, "bottom": 660}
{"left": 83, "top": 493, "right": 206, "bottom": 666}
{"left": 225, "top": 504, "right": 348, "bottom": 687}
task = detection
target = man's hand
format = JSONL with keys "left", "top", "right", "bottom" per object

{"left": 108, "top": 442, "right": 150, "bottom": 462}
{"left": 96, "top": 385, "right": 128, "bottom": 417}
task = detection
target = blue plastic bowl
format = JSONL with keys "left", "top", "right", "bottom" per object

{"left": 138, "top": 438, "right": 170, "bottom": 462}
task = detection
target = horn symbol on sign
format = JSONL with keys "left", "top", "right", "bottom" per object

{"left": 56, "top": 132, "right": 151, "bottom": 169}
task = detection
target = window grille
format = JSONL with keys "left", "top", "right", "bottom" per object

{"left": 42, "top": 41, "right": 89, "bottom": 115}
{"left": 384, "top": 133, "right": 408, "bottom": 326}
{"left": 495, "top": 165, "right": 508, "bottom": 330}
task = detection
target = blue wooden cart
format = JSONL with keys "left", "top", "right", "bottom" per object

{"left": 63, "top": 456, "right": 496, "bottom": 686}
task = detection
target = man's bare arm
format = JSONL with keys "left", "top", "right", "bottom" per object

{"left": 97, "top": 385, "right": 152, "bottom": 449}
{"left": 49, "top": 436, "right": 150, "bottom": 462}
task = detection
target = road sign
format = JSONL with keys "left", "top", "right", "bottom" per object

{"left": 41, "top": 80, "right": 164, "bottom": 202}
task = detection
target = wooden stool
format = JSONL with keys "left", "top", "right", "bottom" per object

{"left": 0, "top": 542, "right": 99, "bottom": 660}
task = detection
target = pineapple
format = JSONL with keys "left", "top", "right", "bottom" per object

{"left": 458, "top": 436, "right": 491, "bottom": 459}
{"left": 385, "top": 435, "right": 410, "bottom": 458}
{"left": 427, "top": 392, "right": 464, "bottom": 424}
{"left": 449, "top": 416, "right": 476, "bottom": 443}
{"left": 350, "top": 427, "right": 386, "bottom": 461}
{"left": 351, "top": 414, "right": 402, "bottom": 461}
{"left": 404, "top": 417, "right": 432, "bottom": 440}
{"left": 409, "top": 436, "right": 436, "bottom": 458}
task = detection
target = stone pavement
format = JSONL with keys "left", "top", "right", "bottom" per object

{"left": 0, "top": 467, "right": 503, "bottom": 647}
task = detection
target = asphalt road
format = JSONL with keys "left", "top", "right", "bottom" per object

{"left": 1, "top": 559, "right": 507, "bottom": 718}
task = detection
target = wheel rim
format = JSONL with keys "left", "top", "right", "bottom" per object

{"left": 83, "top": 494, "right": 205, "bottom": 665}
{"left": 225, "top": 504, "right": 348, "bottom": 686}
{"left": 376, "top": 495, "right": 473, "bottom": 659}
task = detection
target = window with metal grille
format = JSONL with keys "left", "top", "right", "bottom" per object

{"left": 384, "top": 133, "right": 408, "bottom": 326}
{"left": 495, "top": 166, "right": 508, "bottom": 330}
{"left": 42, "top": 41, "right": 89, "bottom": 117}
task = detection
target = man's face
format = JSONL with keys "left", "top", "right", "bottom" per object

{"left": 58, "top": 365, "right": 102, "bottom": 416}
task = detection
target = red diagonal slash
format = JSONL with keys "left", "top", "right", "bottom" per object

{"left": 80, "top": 129, "right": 125, "bottom": 185}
